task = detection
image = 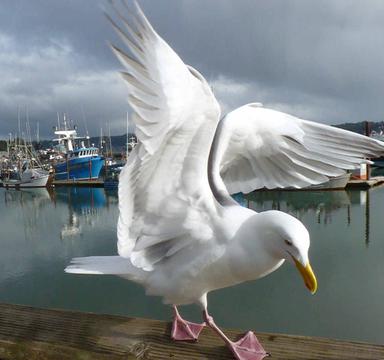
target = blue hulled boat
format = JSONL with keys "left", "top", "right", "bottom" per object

{"left": 54, "top": 147, "right": 104, "bottom": 181}
{"left": 52, "top": 117, "right": 104, "bottom": 181}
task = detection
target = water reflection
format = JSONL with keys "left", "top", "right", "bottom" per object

{"left": 238, "top": 189, "right": 373, "bottom": 245}
{"left": 246, "top": 190, "right": 351, "bottom": 220}
{"left": 54, "top": 187, "right": 105, "bottom": 239}
{"left": 4, "top": 187, "right": 54, "bottom": 208}
{"left": 3, "top": 187, "right": 374, "bottom": 246}
{"left": 1, "top": 186, "right": 384, "bottom": 343}
{"left": 0, "top": 186, "right": 119, "bottom": 285}
{"left": 3, "top": 188, "right": 54, "bottom": 242}
{"left": 2, "top": 187, "right": 119, "bottom": 242}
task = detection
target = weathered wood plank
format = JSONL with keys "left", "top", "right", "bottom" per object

{"left": 0, "top": 303, "right": 383, "bottom": 359}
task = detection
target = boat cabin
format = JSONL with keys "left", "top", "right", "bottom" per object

{"left": 70, "top": 148, "right": 99, "bottom": 159}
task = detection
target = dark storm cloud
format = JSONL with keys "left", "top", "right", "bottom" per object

{"left": 140, "top": 0, "right": 384, "bottom": 122}
{"left": 0, "top": 0, "right": 383, "bottom": 138}
{"left": 0, "top": 0, "right": 113, "bottom": 67}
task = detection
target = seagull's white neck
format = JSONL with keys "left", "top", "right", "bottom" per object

{"left": 224, "top": 211, "right": 286, "bottom": 282}
{"left": 208, "top": 116, "right": 237, "bottom": 207}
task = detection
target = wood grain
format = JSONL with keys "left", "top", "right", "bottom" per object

{"left": 0, "top": 303, "right": 383, "bottom": 359}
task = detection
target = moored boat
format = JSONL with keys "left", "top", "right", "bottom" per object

{"left": 2, "top": 160, "right": 50, "bottom": 188}
{"left": 52, "top": 117, "right": 104, "bottom": 181}
{"left": 54, "top": 147, "right": 104, "bottom": 181}
{"left": 308, "top": 173, "right": 351, "bottom": 190}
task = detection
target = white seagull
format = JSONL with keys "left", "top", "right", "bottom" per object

{"left": 66, "top": 2, "right": 384, "bottom": 359}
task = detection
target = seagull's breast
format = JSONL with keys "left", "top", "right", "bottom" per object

{"left": 143, "top": 206, "right": 284, "bottom": 305}
{"left": 220, "top": 207, "right": 285, "bottom": 284}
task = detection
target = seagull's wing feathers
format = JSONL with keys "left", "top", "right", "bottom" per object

{"left": 109, "top": 2, "right": 222, "bottom": 271}
{"left": 219, "top": 104, "right": 384, "bottom": 193}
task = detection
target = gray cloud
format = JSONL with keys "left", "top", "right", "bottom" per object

{"left": 0, "top": 0, "right": 383, "bottom": 139}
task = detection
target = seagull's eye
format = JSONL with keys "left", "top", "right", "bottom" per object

{"left": 285, "top": 239, "right": 293, "bottom": 246}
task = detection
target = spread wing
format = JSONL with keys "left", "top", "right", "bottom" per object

{"left": 218, "top": 104, "right": 384, "bottom": 194}
{"left": 108, "top": 2, "right": 223, "bottom": 271}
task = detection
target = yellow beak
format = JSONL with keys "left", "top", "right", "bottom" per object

{"left": 293, "top": 258, "right": 317, "bottom": 294}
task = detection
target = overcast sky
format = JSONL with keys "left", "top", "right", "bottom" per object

{"left": 1, "top": 0, "right": 384, "bottom": 139}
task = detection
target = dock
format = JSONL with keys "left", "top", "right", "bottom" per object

{"left": 0, "top": 303, "right": 383, "bottom": 359}
{"left": 346, "top": 176, "right": 384, "bottom": 189}
{"left": 49, "top": 176, "right": 384, "bottom": 191}
{"left": 52, "top": 179, "right": 104, "bottom": 187}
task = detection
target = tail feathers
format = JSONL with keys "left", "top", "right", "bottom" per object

{"left": 65, "top": 256, "right": 145, "bottom": 280}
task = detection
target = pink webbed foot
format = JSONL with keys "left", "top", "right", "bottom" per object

{"left": 203, "top": 310, "right": 269, "bottom": 360}
{"left": 171, "top": 306, "right": 206, "bottom": 342}
{"left": 228, "top": 331, "right": 269, "bottom": 360}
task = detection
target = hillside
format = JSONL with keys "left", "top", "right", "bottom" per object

{"left": 335, "top": 121, "right": 384, "bottom": 135}
{"left": 2, "top": 121, "right": 383, "bottom": 152}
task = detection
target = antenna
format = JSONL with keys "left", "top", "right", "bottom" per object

{"left": 63, "top": 113, "right": 68, "bottom": 130}
{"left": 81, "top": 106, "right": 89, "bottom": 138}
{"left": 57, "top": 112, "right": 61, "bottom": 130}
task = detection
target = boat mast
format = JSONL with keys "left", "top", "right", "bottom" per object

{"left": 108, "top": 122, "right": 113, "bottom": 158}
{"left": 126, "top": 112, "right": 129, "bottom": 159}
{"left": 100, "top": 126, "right": 103, "bottom": 154}
{"left": 17, "top": 105, "right": 21, "bottom": 148}
{"left": 36, "top": 121, "right": 40, "bottom": 144}
{"left": 8, "top": 133, "right": 11, "bottom": 157}
{"left": 26, "top": 106, "right": 32, "bottom": 146}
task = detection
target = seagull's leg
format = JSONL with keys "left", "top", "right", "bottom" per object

{"left": 171, "top": 305, "right": 206, "bottom": 342}
{"left": 203, "top": 309, "right": 269, "bottom": 360}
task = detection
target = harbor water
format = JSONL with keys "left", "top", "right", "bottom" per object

{"left": 0, "top": 186, "right": 383, "bottom": 344}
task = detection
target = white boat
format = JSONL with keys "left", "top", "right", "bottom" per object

{"left": 3, "top": 160, "right": 50, "bottom": 188}
{"left": 307, "top": 173, "right": 351, "bottom": 190}
{"left": 284, "top": 173, "right": 351, "bottom": 191}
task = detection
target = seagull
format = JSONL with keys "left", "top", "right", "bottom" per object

{"left": 65, "top": 2, "right": 384, "bottom": 359}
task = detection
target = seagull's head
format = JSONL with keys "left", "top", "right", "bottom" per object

{"left": 259, "top": 210, "right": 317, "bottom": 294}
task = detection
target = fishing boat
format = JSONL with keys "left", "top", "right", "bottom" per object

{"left": 52, "top": 116, "right": 104, "bottom": 181}
{"left": 2, "top": 160, "right": 50, "bottom": 188}
{"left": 54, "top": 147, "right": 104, "bottom": 181}
{"left": 2, "top": 136, "right": 50, "bottom": 188}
